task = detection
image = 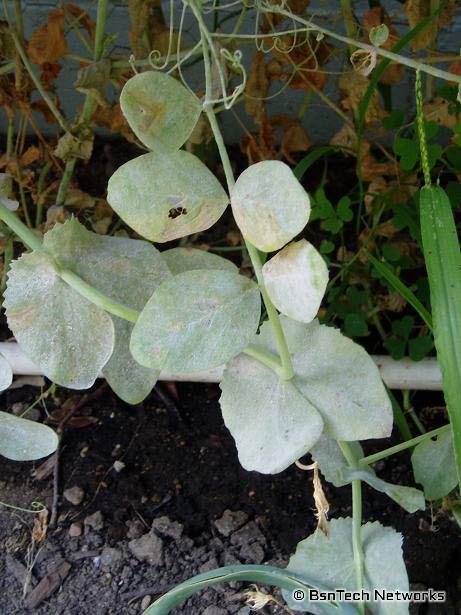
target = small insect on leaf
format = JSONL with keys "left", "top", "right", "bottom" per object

{"left": 107, "top": 150, "right": 229, "bottom": 243}
{"left": 120, "top": 71, "right": 202, "bottom": 152}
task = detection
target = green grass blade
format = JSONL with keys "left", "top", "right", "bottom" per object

{"left": 294, "top": 146, "right": 338, "bottom": 181}
{"left": 420, "top": 186, "right": 461, "bottom": 488}
{"left": 368, "top": 253, "right": 433, "bottom": 330}
{"left": 141, "top": 565, "right": 358, "bottom": 615}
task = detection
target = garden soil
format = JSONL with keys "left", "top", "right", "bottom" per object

{"left": 0, "top": 382, "right": 460, "bottom": 615}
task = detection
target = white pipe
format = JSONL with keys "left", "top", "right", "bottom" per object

{"left": 0, "top": 342, "right": 443, "bottom": 391}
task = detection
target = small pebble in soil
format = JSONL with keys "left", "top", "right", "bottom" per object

{"left": 68, "top": 522, "right": 82, "bottom": 537}
{"left": 214, "top": 510, "right": 249, "bottom": 537}
{"left": 151, "top": 516, "right": 183, "bottom": 541}
{"left": 202, "top": 607, "right": 228, "bottom": 615}
{"left": 100, "top": 547, "right": 122, "bottom": 571}
{"left": 140, "top": 595, "right": 151, "bottom": 611}
{"left": 84, "top": 510, "right": 104, "bottom": 532}
{"left": 129, "top": 532, "right": 164, "bottom": 565}
{"left": 112, "top": 460, "right": 125, "bottom": 473}
{"left": 63, "top": 486, "right": 85, "bottom": 506}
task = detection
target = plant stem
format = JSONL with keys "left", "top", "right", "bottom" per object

{"left": 261, "top": 7, "right": 461, "bottom": 86}
{"left": 55, "top": 0, "right": 109, "bottom": 206}
{"left": 359, "top": 424, "right": 450, "bottom": 467}
{"left": 339, "top": 441, "right": 365, "bottom": 614}
{"left": 0, "top": 203, "right": 42, "bottom": 252}
{"left": 193, "top": 1, "right": 294, "bottom": 380}
{"left": 10, "top": 31, "right": 70, "bottom": 133}
{"left": 340, "top": 0, "right": 357, "bottom": 53}
{"left": 55, "top": 159, "right": 77, "bottom": 206}
{"left": 244, "top": 345, "right": 284, "bottom": 378}
{"left": 58, "top": 269, "right": 139, "bottom": 323}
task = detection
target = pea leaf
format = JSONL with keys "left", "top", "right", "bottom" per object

{"left": 107, "top": 150, "right": 229, "bottom": 243}
{"left": 220, "top": 354, "right": 323, "bottom": 474}
{"left": 162, "top": 247, "right": 238, "bottom": 275}
{"left": 312, "top": 438, "right": 424, "bottom": 513}
{"left": 254, "top": 317, "right": 392, "bottom": 441}
{"left": 4, "top": 251, "right": 114, "bottom": 389}
{"left": 411, "top": 430, "right": 458, "bottom": 500}
{"left": 120, "top": 71, "right": 202, "bottom": 152}
{"left": 0, "top": 411, "right": 58, "bottom": 461}
{"left": 262, "top": 240, "right": 328, "bottom": 323}
{"left": 284, "top": 518, "right": 409, "bottom": 614}
{"left": 44, "top": 219, "right": 171, "bottom": 404}
{"left": 0, "top": 352, "right": 13, "bottom": 392}
{"left": 130, "top": 270, "right": 261, "bottom": 372}
{"left": 231, "top": 161, "right": 310, "bottom": 252}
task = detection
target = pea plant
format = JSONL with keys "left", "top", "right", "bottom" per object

{"left": 1, "top": 2, "right": 461, "bottom": 614}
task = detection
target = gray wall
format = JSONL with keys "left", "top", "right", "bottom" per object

{"left": 2, "top": 1, "right": 461, "bottom": 144}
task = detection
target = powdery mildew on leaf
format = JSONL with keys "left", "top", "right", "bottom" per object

{"left": 107, "top": 150, "right": 229, "bottom": 242}
{"left": 253, "top": 317, "right": 393, "bottom": 441}
{"left": 220, "top": 353, "right": 323, "bottom": 474}
{"left": 411, "top": 430, "right": 458, "bottom": 500}
{"left": 4, "top": 251, "right": 114, "bottom": 389}
{"left": 162, "top": 247, "right": 238, "bottom": 275}
{"left": 231, "top": 161, "right": 310, "bottom": 252}
{"left": 120, "top": 71, "right": 202, "bottom": 152}
{"left": 262, "top": 240, "right": 328, "bottom": 323}
{"left": 0, "top": 353, "right": 12, "bottom": 392}
{"left": 284, "top": 518, "right": 409, "bottom": 614}
{"left": 0, "top": 411, "right": 59, "bottom": 461}
{"left": 312, "top": 438, "right": 424, "bottom": 513}
{"left": 130, "top": 270, "right": 261, "bottom": 372}
{"left": 44, "top": 219, "right": 171, "bottom": 404}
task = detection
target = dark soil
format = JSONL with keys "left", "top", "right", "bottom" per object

{"left": 1, "top": 382, "right": 460, "bottom": 614}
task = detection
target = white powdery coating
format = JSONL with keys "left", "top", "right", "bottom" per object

{"left": 284, "top": 518, "right": 409, "bottom": 615}
{"left": 44, "top": 218, "right": 171, "bottom": 404}
{"left": 130, "top": 270, "right": 261, "bottom": 372}
{"left": 262, "top": 240, "right": 328, "bottom": 323}
{"left": 0, "top": 411, "right": 58, "bottom": 461}
{"left": 220, "top": 354, "right": 323, "bottom": 474}
{"left": 107, "top": 150, "right": 229, "bottom": 243}
{"left": 0, "top": 353, "right": 12, "bottom": 392}
{"left": 252, "top": 317, "right": 393, "bottom": 442}
{"left": 120, "top": 71, "right": 202, "bottom": 152}
{"left": 231, "top": 161, "right": 310, "bottom": 252}
{"left": 4, "top": 251, "right": 114, "bottom": 389}
{"left": 162, "top": 247, "right": 238, "bottom": 275}
{"left": 411, "top": 430, "right": 458, "bottom": 500}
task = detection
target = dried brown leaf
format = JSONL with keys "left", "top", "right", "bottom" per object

{"left": 245, "top": 51, "right": 269, "bottom": 124}
{"left": 27, "top": 9, "right": 67, "bottom": 67}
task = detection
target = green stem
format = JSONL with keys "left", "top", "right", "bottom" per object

{"left": 339, "top": 441, "right": 365, "bottom": 615}
{"left": 55, "top": 0, "right": 109, "bottom": 205}
{"left": 36, "top": 161, "right": 53, "bottom": 226}
{"left": 55, "top": 159, "right": 76, "bottom": 206}
{"left": 0, "top": 203, "right": 42, "bottom": 252}
{"left": 10, "top": 31, "right": 69, "bottom": 133}
{"left": 1, "top": 238, "right": 13, "bottom": 295}
{"left": 6, "top": 115, "right": 14, "bottom": 161}
{"left": 244, "top": 345, "right": 284, "bottom": 378}
{"left": 359, "top": 424, "right": 451, "bottom": 467}
{"left": 340, "top": 0, "right": 357, "bottom": 53}
{"left": 56, "top": 269, "right": 139, "bottom": 323}
{"left": 194, "top": 1, "right": 294, "bottom": 380}
{"left": 261, "top": 7, "right": 461, "bottom": 86}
